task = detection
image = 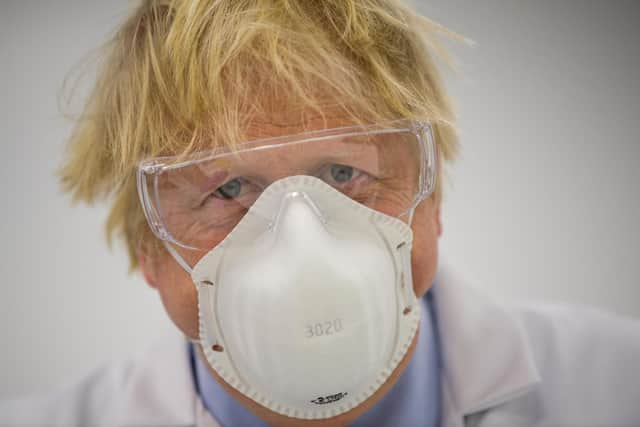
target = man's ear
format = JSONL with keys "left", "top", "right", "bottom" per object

{"left": 138, "top": 249, "right": 158, "bottom": 289}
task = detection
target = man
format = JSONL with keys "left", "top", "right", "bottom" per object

{"left": 2, "top": 0, "right": 639, "bottom": 426}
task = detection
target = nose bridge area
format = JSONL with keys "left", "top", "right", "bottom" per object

{"left": 272, "top": 190, "right": 328, "bottom": 240}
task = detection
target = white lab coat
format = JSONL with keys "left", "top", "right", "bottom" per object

{"left": 2, "top": 265, "right": 640, "bottom": 426}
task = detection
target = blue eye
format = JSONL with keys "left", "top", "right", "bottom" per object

{"left": 330, "top": 164, "right": 354, "bottom": 183}
{"left": 215, "top": 178, "right": 243, "bottom": 199}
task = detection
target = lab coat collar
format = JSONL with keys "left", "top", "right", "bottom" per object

{"left": 116, "top": 330, "right": 200, "bottom": 427}
{"left": 434, "top": 264, "right": 541, "bottom": 425}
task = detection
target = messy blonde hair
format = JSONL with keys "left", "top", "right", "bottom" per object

{"left": 60, "top": 0, "right": 459, "bottom": 270}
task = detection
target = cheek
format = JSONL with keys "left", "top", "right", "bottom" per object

{"left": 154, "top": 256, "right": 200, "bottom": 339}
{"left": 409, "top": 200, "right": 440, "bottom": 298}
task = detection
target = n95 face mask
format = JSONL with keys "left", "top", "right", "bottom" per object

{"left": 191, "top": 175, "right": 420, "bottom": 420}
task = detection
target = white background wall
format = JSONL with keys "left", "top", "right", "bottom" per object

{"left": 1, "top": 0, "right": 639, "bottom": 398}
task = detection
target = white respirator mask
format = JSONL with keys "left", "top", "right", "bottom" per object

{"left": 190, "top": 175, "right": 419, "bottom": 420}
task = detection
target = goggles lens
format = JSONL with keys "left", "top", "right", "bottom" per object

{"left": 138, "top": 122, "right": 436, "bottom": 251}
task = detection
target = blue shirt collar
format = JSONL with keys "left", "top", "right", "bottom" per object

{"left": 190, "top": 290, "right": 441, "bottom": 427}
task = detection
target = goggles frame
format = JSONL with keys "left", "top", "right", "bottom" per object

{"left": 137, "top": 120, "right": 437, "bottom": 250}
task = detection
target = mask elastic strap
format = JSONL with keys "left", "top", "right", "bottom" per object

{"left": 407, "top": 206, "right": 417, "bottom": 226}
{"left": 162, "top": 246, "right": 202, "bottom": 344}
{"left": 163, "top": 241, "right": 194, "bottom": 274}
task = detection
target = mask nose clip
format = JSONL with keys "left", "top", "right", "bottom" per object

{"left": 268, "top": 190, "right": 327, "bottom": 233}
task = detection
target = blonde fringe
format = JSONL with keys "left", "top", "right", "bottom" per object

{"left": 59, "top": 0, "right": 461, "bottom": 270}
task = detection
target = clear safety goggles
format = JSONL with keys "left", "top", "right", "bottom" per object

{"left": 137, "top": 120, "right": 437, "bottom": 253}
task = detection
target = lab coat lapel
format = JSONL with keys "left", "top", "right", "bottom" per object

{"left": 434, "top": 265, "right": 541, "bottom": 426}
{"left": 116, "top": 330, "right": 204, "bottom": 427}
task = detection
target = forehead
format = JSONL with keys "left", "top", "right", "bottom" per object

{"left": 241, "top": 107, "right": 359, "bottom": 142}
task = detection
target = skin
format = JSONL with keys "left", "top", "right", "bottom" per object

{"left": 139, "top": 113, "right": 442, "bottom": 427}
